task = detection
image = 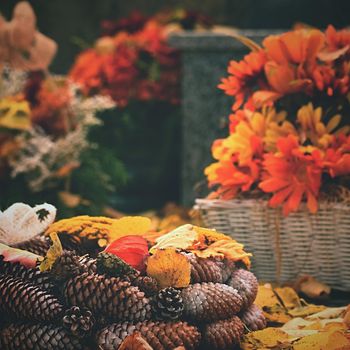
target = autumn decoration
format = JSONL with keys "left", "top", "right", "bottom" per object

{"left": 206, "top": 26, "right": 350, "bottom": 215}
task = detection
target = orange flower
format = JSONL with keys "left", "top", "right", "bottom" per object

{"left": 205, "top": 160, "right": 260, "bottom": 199}
{"left": 218, "top": 50, "right": 267, "bottom": 110}
{"left": 259, "top": 135, "right": 322, "bottom": 215}
{"left": 320, "top": 25, "right": 350, "bottom": 60}
{"left": 253, "top": 29, "right": 325, "bottom": 106}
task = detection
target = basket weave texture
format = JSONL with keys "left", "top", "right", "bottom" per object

{"left": 195, "top": 198, "right": 350, "bottom": 291}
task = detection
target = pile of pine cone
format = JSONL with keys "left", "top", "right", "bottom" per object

{"left": 0, "top": 226, "right": 266, "bottom": 350}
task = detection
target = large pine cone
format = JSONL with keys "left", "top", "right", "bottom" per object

{"left": 181, "top": 282, "right": 243, "bottom": 322}
{"left": 227, "top": 269, "right": 258, "bottom": 309}
{"left": 97, "top": 320, "right": 201, "bottom": 350}
{"left": 185, "top": 254, "right": 223, "bottom": 283}
{"left": 240, "top": 304, "right": 267, "bottom": 331}
{"left": 64, "top": 272, "right": 151, "bottom": 322}
{"left": 0, "top": 275, "right": 63, "bottom": 322}
{"left": 0, "top": 257, "right": 54, "bottom": 291}
{"left": 0, "top": 323, "right": 85, "bottom": 350}
{"left": 202, "top": 316, "right": 244, "bottom": 350}
{"left": 129, "top": 275, "right": 159, "bottom": 297}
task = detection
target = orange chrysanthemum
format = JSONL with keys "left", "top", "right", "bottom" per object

{"left": 218, "top": 50, "right": 267, "bottom": 110}
{"left": 259, "top": 135, "right": 323, "bottom": 215}
{"left": 205, "top": 159, "right": 260, "bottom": 200}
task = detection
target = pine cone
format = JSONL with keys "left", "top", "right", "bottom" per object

{"left": 0, "top": 323, "right": 85, "bottom": 350}
{"left": 62, "top": 306, "right": 95, "bottom": 338}
{"left": 181, "top": 282, "right": 243, "bottom": 322}
{"left": 65, "top": 272, "right": 151, "bottom": 322}
{"left": 0, "top": 275, "right": 63, "bottom": 322}
{"left": 96, "top": 252, "right": 137, "bottom": 277}
{"left": 185, "top": 253, "right": 223, "bottom": 283}
{"left": 50, "top": 251, "right": 88, "bottom": 283}
{"left": 227, "top": 269, "right": 258, "bottom": 309}
{"left": 12, "top": 235, "right": 50, "bottom": 256}
{"left": 240, "top": 304, "right": 266, "bottom": 331}
{"left": 0, "top": 257, "right": 54, "bottom": 291}
{"left": 152, "top": 287, "right": 184, "bottom": 321}
{"left": 202, "top": 316, "right": 244, "bottom": 350}
{"left": 215, "top": 259, "right": 236, "bottom": 283}
{"left": 130, "top": 276, "right": 159, "bottom": 297}
{"left": 97, "top": 320, "right": 201, "bottom": 350}
{"left": 79, "top": 255, "right": 97, "bottom": 274}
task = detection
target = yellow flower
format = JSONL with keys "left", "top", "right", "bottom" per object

{"left": 297, "top": 103, "right": 347, "bottom": 149}
{"left": 223, "top": 107, "right": 290, "bottom": 164}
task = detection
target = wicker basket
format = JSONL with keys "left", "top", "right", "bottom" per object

{"left": 195, "top": 198, "right": 350, "bottom": 291}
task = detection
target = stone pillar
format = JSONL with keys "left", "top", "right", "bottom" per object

{"left": 169, "top": 30, "right": 279, "bottom": 206}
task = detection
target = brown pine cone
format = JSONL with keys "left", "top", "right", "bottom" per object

{"left": 97, "top": 320, "right": 201, "bottom": 350}
{"left": 12, "top": 235, "right": 50, "bottom": 256}
{"left": 0, "top": 257, "right": 54, "bottom": 291}
{"left": 131, "top": 276, "right": 159, "bottom": 297}
{"left": 0, "top": 274, "right": 63, "bottom": 322}
{"left": 202, "top": 316, "right": 244, "bottom": 350}
{"left": 181, "top": 282, "right": 243, "bottom": 322}
{"left": 64, "top": 272, "right": 151, "bottom": 322}
{"left": 227, "top": 269, "right": 258, "bottom": 309}
{"left": 240, "top": 304, "right": 266, "bottom": 331}
{"left": 0, "top": 323, "right": 85, "bottom": 350}
{"left": 78, "top": 255, "right": 97, "bottom": 274}
{"left": 184, "top": 253, "right": 223, "bottom": 283}
{"left": 215, "top": 259, "right": 236, "bottom": 283}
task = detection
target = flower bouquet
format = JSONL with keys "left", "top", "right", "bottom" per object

{"left": 0, "top": 2, "right": 126, "bottom": 217}
{"left": 69, "top": 11, "right": 213, "bottom": 211}
{"left": 197, "top": 26, "right": 350, "bottom": 288}
{"left": 0, "top": 202, "right": 266, "bottom": 350}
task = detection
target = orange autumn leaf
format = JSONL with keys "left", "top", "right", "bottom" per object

{"left": 146, "top": 248, "right": 191, "bottom": 288}
{"left": 119, "top": 332, "right": 153, "bottom": 350}
{"left": 192, "top": 239, "right": 252, "bottom": 268}
{"left": 192, "top": 226, "right": 231, "bottom": 244}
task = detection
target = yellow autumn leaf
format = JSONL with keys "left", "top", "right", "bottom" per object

{"left": 150, "top": 224, "right": 204, "bottom": 254}
{"left": 146, "top": 248, "right": 191, "bottom": 288}
{"left": 192, "top": 226, "right": 231, "bottom": 244}
{"left": 274, "top": 287, "right": 301, "bottom": 309}
{"left": 109, "top": 216, "right": 152, "bottom": 240}
{"left": 40, "top": 232, "right": 63, "bottom": 272}
{"left": 289, "top": 304, "right": 326, "bottom": 318}
{"left": 192, "top": 239, "right": 252, "bottom": 268}
{"left": 241, "top": 327, "right": 290, "bottom": 350}
{"left": 292, "top": 330, "right": 350, "bottom": 350}
{"left": 0, "top": 97, "right": 31, "bottom": 130}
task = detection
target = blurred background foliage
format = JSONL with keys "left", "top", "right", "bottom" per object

{"left": 1, "top": 0, "right": 350, "bottom": 74}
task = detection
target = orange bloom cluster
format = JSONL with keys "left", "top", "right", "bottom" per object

{"left": 69, "top": 16, "right": 180, "bottom": 107}
{"left": 207, "top": 26, "right": 350, "bottom": 215}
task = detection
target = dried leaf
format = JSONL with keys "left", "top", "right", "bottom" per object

{"left": 295, "top": 275, "right": 331, "bottom": 299}
{"left": 192, "top": 239, "right": 252, "bottom": 268}
{"left": 0, "top": 243, "right": 42, "bottom": 268}
{"left": 274, "top": 287, "right": 301, "bottom": 309}
{"left": 343, "top": 305, "right": 350, "bottom": 328}
{"left": 306, "top": 307, "right": 347, "bottom": 320}
{"left": 150, "top": 224, "right": 204, "bottom": 253}
{"left": 292, "top": 330, "right": 350, "bottom": 350}
{"left": 146, "top": 248, "right": 191, "bottom": 288}
{"left": 119, "top": 332, "right": 153, "bottom": 350}
{"left": 0, "top": 98, "right": 31, "bottom": 130}
{"left": 192, "top": 226, "right": 231, "bottom": 244}
{"left": 110, "top": 217, "right": 152, "bottom": 241}
{"left": 40, "top": 232, "right": 63, "bottom": 272}
{"left": 288, "top": 304, "right": 326, "bottom": 318}
{"left": 241, "top": 327, "right": 289, "bottom": 350}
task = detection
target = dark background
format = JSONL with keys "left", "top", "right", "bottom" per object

{"left": 1, "top": 0, "right": 350, "bottom": 74}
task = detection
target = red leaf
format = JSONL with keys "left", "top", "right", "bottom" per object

{"left": 0, "top": 243, "right": 42, "bottom": 268}
{"left": 104, "top": 235, "right": 149, "bottom": 272}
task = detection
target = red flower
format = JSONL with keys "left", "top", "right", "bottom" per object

{"left": 259, "top": 135, "right": 323, "bottom": 215}
{"left": 218, "top": 50, "right": 267, "bottom": 110}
